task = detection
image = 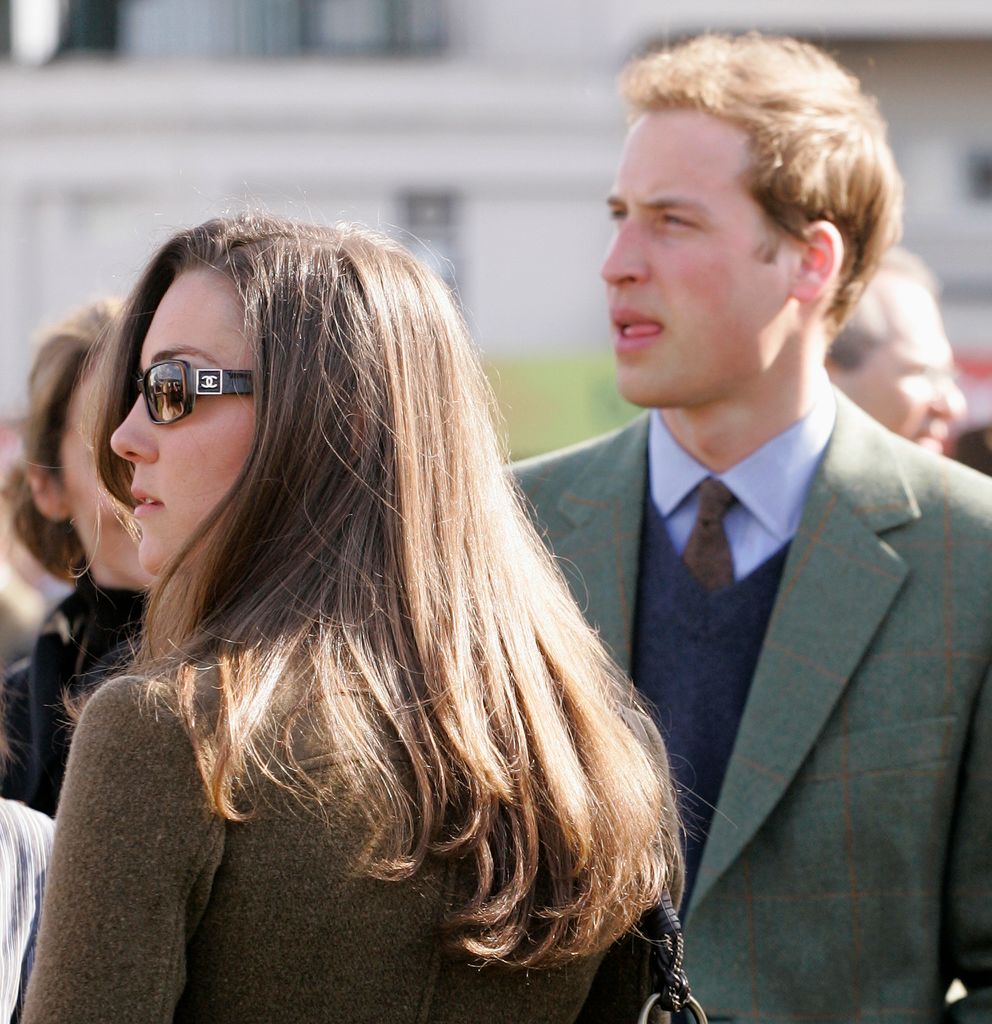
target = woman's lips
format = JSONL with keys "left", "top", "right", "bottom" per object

{"left": 132, "top": 491, "right": 163, "bottom": 518}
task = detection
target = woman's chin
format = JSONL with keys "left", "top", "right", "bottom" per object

{"left": 137, "top": 547, "right": 164, "bottom": 580}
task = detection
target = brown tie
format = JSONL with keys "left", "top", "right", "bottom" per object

{"left": 682, "top": 478, "right": 737, "bottom": 591}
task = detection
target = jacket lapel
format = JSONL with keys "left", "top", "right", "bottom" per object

{"left": 689, "top": 396, "right": 920, "bottom": 915}
{"left": 551, "top": 416, "right": 650, "bottom": 673}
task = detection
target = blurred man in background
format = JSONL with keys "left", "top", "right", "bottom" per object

{"left": 827, "top": 247, "right": 966, "bottom": 454}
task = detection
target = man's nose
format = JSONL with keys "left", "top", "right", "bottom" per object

{"left": 933, "top": 375, "right": 967, "bottom": 426}
{"left": 601, "top": 223, "right": 649, "bottom": 286}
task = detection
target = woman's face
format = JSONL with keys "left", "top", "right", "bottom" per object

{"left": 110, "top": 269, "right": 255, "bottom": 577}
{"left": 60, "top": 377, "right": 153, "bottom": 590}
{"left": 30, "top": 373, "right": 152, "bottom": 591}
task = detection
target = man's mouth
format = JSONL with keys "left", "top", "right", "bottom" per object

{"left": 619, "top": 322, "right": 662, "bottom": 339}
{"left": 611, "top": 309, "right": 664, "bottom": 350}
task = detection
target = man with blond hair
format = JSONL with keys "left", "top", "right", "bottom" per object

{"left": 518, "top": 33, "right": 992, "bottom": 1021}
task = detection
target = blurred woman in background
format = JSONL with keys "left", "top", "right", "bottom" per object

{"left": 24, "top": 214, "right": 680, "bottom": 1022}
{"left": 2, "top": 299, "right": 151, "bottom": 815}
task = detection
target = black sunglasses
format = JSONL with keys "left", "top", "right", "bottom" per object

{"left": 134, "top": 359, "right": 253, "bottom": 425}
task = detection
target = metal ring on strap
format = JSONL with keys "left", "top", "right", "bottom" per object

{"left": 638, "top": 992, "right": 709, "bottom": 1024}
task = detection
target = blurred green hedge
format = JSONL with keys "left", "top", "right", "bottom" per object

{"left": 485, "top": 353, "right": 639, "bottom": 461}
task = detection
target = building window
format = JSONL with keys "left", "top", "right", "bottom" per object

{"left": 0, "top": 0, "right": 10, "bottom": 57}
{"left": 66, "top": 0, "right": 117, "bottom": 52}
{"left": 398, "top": 191, "right": 461, "bottom": 293}
{"left": 5, "top": 0, "right": 449, "bottom": 60}
{"left": 968, "top": 151, "right": 992, "bottom": 203}
{"left": 303, "top": 0, "right": 446, "bottom": 56}
{"left": 120, "top": 0, "right": 304, "bottom": 58}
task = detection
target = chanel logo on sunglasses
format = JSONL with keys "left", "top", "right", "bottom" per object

{"left": 197, "top": 370, "right": 222, "bottom": 394}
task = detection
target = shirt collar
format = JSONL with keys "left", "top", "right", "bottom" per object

{"left": 648, "top": 372, "right": 837, "bottom": 543}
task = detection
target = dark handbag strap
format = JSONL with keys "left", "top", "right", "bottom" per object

{"left": 639, "top": 890, "right": 708, "bottom": 1024}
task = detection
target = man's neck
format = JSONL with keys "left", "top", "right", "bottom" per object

{"left": 660, "top": 366, "right": 828, "bottom": 473}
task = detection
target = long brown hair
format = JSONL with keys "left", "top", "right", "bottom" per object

{"left": 5, "top": 298, "right": 121, "bottom": 580}
{"left": 93, "top": 214, "right": 680, "bottom": 967}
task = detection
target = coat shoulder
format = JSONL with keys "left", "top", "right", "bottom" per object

{"left": 513, "top": 417, "right": 649, "bottom": 511}
{"left": 828, "top": 397, "right": 992, "bottom": 545}
{"left": 896, "top": 435, "right": 992, "bottom": 536}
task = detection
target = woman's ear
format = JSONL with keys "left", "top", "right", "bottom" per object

{"left": 790, "top": 220, "right": 844, "bottom": 306}
{"left": 26, "top": 464, "right": 70, "bottom": 523}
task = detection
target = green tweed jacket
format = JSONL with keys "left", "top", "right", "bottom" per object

{"left": 516, "top": 394, "right": 992, "bottom": 1024}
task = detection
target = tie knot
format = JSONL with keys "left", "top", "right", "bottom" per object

{"left": 696, "top": 478, "right": 736, "bottom": 525}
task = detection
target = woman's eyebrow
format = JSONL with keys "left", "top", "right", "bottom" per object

{"left": 147, "top": 345, "right": 216, "bottom": 364}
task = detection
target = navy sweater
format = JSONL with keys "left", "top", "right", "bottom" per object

{"left": 632, "top": 492, "right": 788, "bottom": 907}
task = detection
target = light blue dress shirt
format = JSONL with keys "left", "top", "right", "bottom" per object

{"left": 647, "top": 376, "right": 837, "bottom": 580}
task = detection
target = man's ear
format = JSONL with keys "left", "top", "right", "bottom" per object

{"left": 790, "top": 220, "right": 844, "bottom": 306}
{"left": 26, "top": 464, "right": 70, "bottom": 523}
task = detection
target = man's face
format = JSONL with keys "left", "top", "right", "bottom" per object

{"left": 601, "top": 109, "right": 806, "bottom": 413}
{"left": 829, "top": 272, "right": 966, "bottom": 455}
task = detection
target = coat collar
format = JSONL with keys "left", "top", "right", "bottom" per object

{"left": 552, "top": 414, "right": 650, "bottom": 672}
{"left": 689, "top": 394, "right": 919, "bottom": 913}
{"left": 548, "top": 396, "right": 921, "bottom": 916}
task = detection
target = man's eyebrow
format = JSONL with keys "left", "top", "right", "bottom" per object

{"left": 611, "top": 195, "right": 709, "bottom": 215}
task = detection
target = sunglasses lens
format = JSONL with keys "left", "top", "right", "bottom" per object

{"left": 144, "top": 362, "right": 188, "bottom": 423}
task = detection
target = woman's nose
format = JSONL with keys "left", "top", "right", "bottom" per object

{"left": 110, "top": 397, "right": 157, "bottom": 464}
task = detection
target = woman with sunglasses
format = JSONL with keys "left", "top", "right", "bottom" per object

{"left": 22, "top": 214, "right": 680, "bottom": 1023}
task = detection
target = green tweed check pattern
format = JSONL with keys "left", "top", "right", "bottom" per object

{"left": 516, "top": 394, "right": 992, "bottom": 1024}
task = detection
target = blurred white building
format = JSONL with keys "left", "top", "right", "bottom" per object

{"left": 0, "top": 0, "right": 990, "bottom": 414}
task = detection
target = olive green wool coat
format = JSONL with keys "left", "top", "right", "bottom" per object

{"left": 515, "top": 394, "right": 992, "bottom": 1024}
{"left": 22, "top": 675, "right": 660, "bottom": 1023}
